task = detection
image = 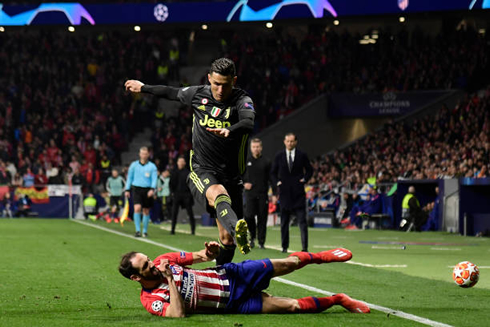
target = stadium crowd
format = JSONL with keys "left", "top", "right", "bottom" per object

{"left": 1, "top": 25, "right": 489, "bottom": 215}
{"left": 222, "top": 26, "right": 488, "bottom": 130}
{"left": 311, "top": 89, "right": 490, "bottom": 194}
{"left": 0, "top": 29, "right": 186, "bottom": 191}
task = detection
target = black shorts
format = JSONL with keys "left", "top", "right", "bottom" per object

{"left": 110, "top": 196, "right": 122, "bottom": 209}
{"left": 187, "top": 169, "right": 243, "bottom": 218}
{"left": 131, "top": 186, "right": 154, "bottom": 209}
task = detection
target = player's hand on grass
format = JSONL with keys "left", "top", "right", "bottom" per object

{"left": 204, "top": 241, "right": 220, "bottom": 259}
{"left": 125, "top": 80, "right": 144, "bottom": 93}
{"left": 206, "top": 128, "right": 230, "bottom": 138}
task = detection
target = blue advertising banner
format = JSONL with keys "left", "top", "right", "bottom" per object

{"left": 0, "top": 1, "right": 489, "bottom": 26}
{"left": 328, "top": 90, "right": 451, "bottom": 118}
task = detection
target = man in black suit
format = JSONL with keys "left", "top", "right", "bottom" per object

{"left": 169, "top": 156, "right": 196, "bottom": 235}
{"left": 271, "top": 133, "right": 313, "bottom": 253}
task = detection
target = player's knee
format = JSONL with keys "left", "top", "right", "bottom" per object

{"left": 206, "top": 185, "right": 228, "bottom": 207}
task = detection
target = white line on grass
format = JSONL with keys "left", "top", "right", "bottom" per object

{"left": 313, "top": 245, "right": 345, "bottom": 248}
{"left": 72, "top": 220, "right": 451, "bottom": 327}
{"left": 73, "top": 220, "right": 182, "bottom": 252}
{"left": 371, "top": 245, "right": 406, "bottom": 250}
{"left": 274, "top": 278, "right": 453, "bottom": 327}
{"left": 347, "top": 261, "right": 407, "bottom": 268}
{"left": 430, "top": 248, "right": 461, "bottom": 251}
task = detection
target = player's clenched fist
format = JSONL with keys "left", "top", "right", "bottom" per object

{"left": 125, "top": 80, "right": 144, "bottom": 93}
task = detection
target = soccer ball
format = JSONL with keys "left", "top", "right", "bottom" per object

{"left": 452, "top": 261, "right": 479, "bottom": 288}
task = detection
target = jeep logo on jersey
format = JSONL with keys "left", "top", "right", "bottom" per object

{"left": 211, "top": 106, "right": 221, "bottom": 117}
{"left": 199, "top": 115, "right": 231, "bottom": 128}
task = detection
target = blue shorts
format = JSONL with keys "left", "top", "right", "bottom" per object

{"left": 223, "top": 259, "right": 274, "bottom": 314}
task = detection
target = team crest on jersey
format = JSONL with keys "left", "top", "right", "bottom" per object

{"left": 151, "top": 300, "right": 164, "bottom": 312}
{"left": 211, "top": 106, "right": 222, "bottom": 117}
{"left": 201, "top": 98, "right": 208, "bottom": 105}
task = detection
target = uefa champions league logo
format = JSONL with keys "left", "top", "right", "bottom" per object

{"left": 0, "top": 3, "right": 95, "bottom": 25}
{"left": 227, "top": 0, "right": 337, "bottom": 22}
{"left": 154, "top": 4, "right": 169, "bottom": 22}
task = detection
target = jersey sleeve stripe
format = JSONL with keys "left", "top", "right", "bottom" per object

{"left": 238, "top": 134, "right": 249, "bottom": 175}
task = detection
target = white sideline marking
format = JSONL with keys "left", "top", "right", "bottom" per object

{"left": 72, "top": 220, "right": 452, "bottom": 327}
{"left": 371, "top": 245, "right": 406, "bottom": 250}
{"left": 377, "top": 237, "right": 399, "bottom": 240}
{"left": 347, "top": 260, "right": 407, "bottom": 268}
{"left": 274, "top": 278, "right": 453, "bottom": 327}
{"left": 313, "top": 245, "right": 345, "bottom": 248}
{"left": 73, "top": 220, "right": 183, "bottom": 252}
{"left": 430, "top": 248, "right": 461, "bottom": 251}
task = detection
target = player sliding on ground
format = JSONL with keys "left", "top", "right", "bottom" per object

{"left": 125, "top": 58, "right": 253, "bottom": 263}
{"left": 119, "top": 242, "right": 370, "bottom": 317}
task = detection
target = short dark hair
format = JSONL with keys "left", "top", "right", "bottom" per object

{"left": 251, "top": 138, "right": 262, "bottom": 145}
{"left": 210, "top": 58, "right": 236, "bottom": 77}
{"left": 285, "top": 133, "right": 297, "bottom": 141}
{"left": 119, "top": 251, "right": 139, "bottom": 279}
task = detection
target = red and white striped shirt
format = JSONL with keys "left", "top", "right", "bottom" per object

{"left": 140, "top": 252, "right": 230, "bottom": 316}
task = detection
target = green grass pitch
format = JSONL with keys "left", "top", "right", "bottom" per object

{"left": 0, "top": 218, "right": 489, "bottom": 326}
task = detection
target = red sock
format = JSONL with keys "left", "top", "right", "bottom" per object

{"left": 297, "top": 295, "right": 339, "bottom": 313}
{"left": 289, "top": 252, "right": 322, "bottom": 269}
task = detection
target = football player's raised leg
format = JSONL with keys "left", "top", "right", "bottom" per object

{"left": 206, "top": 184, "right": 237, "bottom": 240}
{"left": 206, "top": 184, "right": 250, "bottom": 254}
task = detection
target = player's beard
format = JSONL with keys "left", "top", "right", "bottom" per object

{"left": 147, "top": 266, "right": 163, "bottom": 280}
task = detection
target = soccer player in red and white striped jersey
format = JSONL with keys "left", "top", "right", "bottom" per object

{"left": 119, "top": 242, "right": 370, "bottom": 318}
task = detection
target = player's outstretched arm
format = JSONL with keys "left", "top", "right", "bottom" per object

{"left": 191, "top": 241, "right": 220, "bottom": 264}
{"left": 124, "top": 80, "right": 180, "bottom": 101}
{"left": 125, "top": 80, "right": 144, "bottom": 93}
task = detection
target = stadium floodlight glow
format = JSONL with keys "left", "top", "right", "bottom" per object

{"left": 359, "top": 39, "right": 370, "bottom": 45}
{"left": 68, "top": 25, "right": 75, "bottom": 32}
{"left": 479, "top": 28, "right": 486, "bottom": 34}
{"left": 333, "top": 19, "right": 339, "bottom": 26}
{"left": 369, "top": 39, "right": 376, "bottom": 44}
{"left": 0, "top": 26, "right": 4, "bottom": 32}
{"left": 266, "top": 22, "right": 273, "bottom": 28}
{"left": 371, "top": 34, "right": 379, "bottom": 39}
{"left": 134, "top": 25, "right": 141, "bottom": 32}
{"left": 399, "top": 16, "right": 406, "bottom": 23}
{"left": 363, "top": 35, "right": 370, "bottom": 39}
{"left": 201, "top": 24, "right": 208, "bottom": 30}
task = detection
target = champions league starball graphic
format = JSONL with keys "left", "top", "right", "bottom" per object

{"left": 226, "top": 0, "right": 338, "bottom": 22}
{"left": 0, "top": 3, "right": 95, "bottom": 25}
{"left": 153, "top": 4, "right": 169, "bottom": 22}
